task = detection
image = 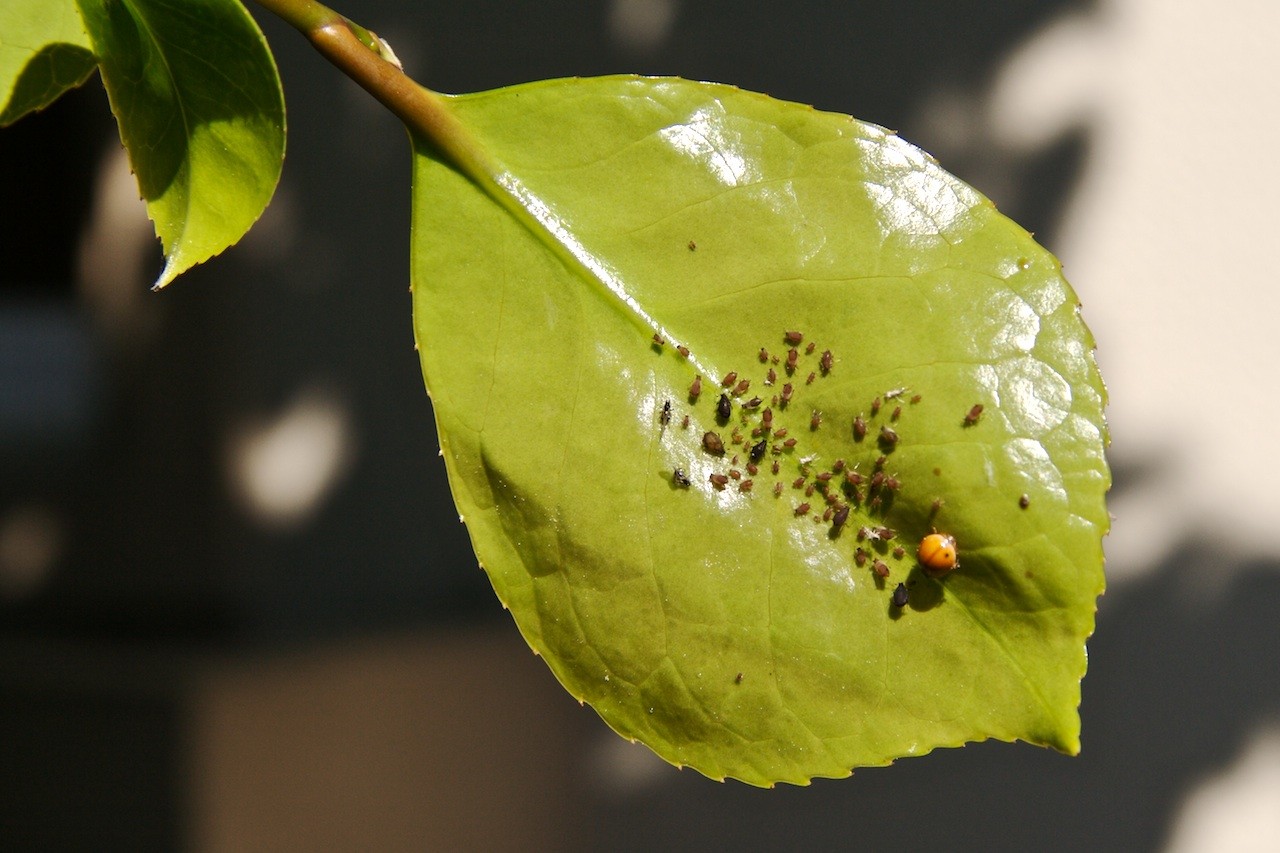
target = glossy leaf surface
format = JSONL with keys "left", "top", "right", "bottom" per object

{"left": 410, "top": 76, "right": 1109, "bottom": 786}
{"left": 0, "top": 0, "right": 95, "bottom": 126}
{"left": 76, "top": 0, "right": 284, "bottom": 287}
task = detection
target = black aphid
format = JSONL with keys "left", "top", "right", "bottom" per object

{"left": 891, "top": 583, "right": 909, "bottom": 607}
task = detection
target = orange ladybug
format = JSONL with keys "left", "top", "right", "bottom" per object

{"left": 918, "top": 532, "right": 959, "bottom": 574}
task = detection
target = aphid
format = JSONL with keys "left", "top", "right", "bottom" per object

{"left": 750, "top": 439, "right": 768, "bottom": 463}
{"left": 918, "top": 532, "right": 959, "bottom": 574}
{"left": 857, "top": 526, "right": 873, "bottom": 541}
{"left": 870, "top": 471, "right": 885, "bottom": 490}
{"left": 717, "top": 393, "right": 732, "bottom": 420}
{"left": 891, "top": 582, "right": 909, "bottom": 607}
{"left": 832, "top": 459, "right": 845, "bottom": 472}
{"left": 884, "top": 475, "right": 901, "bottom": 492}
{"left": 688, "top": 240, "right": 697, "bottom": 251}
{"left": 822, "top": 507, "right": 833, "bottom": 521}
{"left": 759, "top": 347, "right": 770, "bottom": 363}
{"left": 855, "top": 549, "right": 869, "bottom": 567}
{"left": 746, "top": 463, "right": 759, "bottom": 476}
{"left": 892, "top": 545, "right": 906, "bottom": 559}
{"left": 832, "top": 505, "right": 850, "bottom": 530}
{"left": 729, "top": 469, "right": 741, "bottom": 480}
{"left": 876, "top": 526, "right": 896, "bottom": 541}
{"left": 800, "top": 341, "right": 812, "bottom": 356}
{"left": 780, "top": 384, "right": 794, "bottom": 405}
{"left": 681, "top": 414, "right": 690, "bottom": 429}
{"left": 869, "top": 495, "right": 882, "bottom": 512}
{"left": 771, "top": 460, "right": 780, "bottom": 475}
{"left": 773, "top": 482, "right": 784, "bottom": 496}
{"left": 735, "top": 672, "right": 744, "bottom": 684}
{"left": 673, "top": 468, "right": 691, "bottom": 487}
{"left": 825, "top": 491, "right": 840, "bottom": 506}
{"left": 874, "top": 455, "right": 888, "bottom": 470}
{"left": 762, "top": 407, "right": 773, "bottom": 429}
{"left": 731, "top": 428, "right": 743, "bottom": 445}
{"left": 784, "top": 330, "right": 803, "bottom": 345}
{"left": 660, "top": 399, "right": 672, "bottom": 425}
{"left": 845, "top": 470, "right": 864, "bottom": 486}
{"left": 783, "top": 437, "right": 797, "bottom": 448}
{"left": 774, "top": 427, "right": 789, "bottom": 438}
{"left": 722, "top": 372, "right": 738, "bottom": 387}
{"left": 702, "top": 431, "right": 725, "bottom": 455}
{"left": 792, "top": 476, "right": 806, "bottom": 489}
{"left": 810, "top": 410, "right": 822, "bottom": 430}
{"left": 805, "top": 484, "right": 815, "bottom": 496}
{"left": 875, "top": 561, "right": 892, "bottom": 580}
{"left": 766, "top": 368, "right": 777, "bottom": 385}
{"left": 820, "top": 349, "right": 834, "bottom": 374}
{"left": 931, "top": 497, "right": 945, "bottom": 513}
{"left": 677, "top": 345, "right": 690, "bottom": 358}
{"left": 743, "top": 396, "right": 762, "bottom": 410}
{"left": 910, "top": 394, "right": 922, "bottom": 404}
{"left": 1019, "top": 494, "right": 1031, "bottom": 509}
{"left": 871, "top": 397, "right": 882, "bottom": 416}
{"left": 786, "top": 348, "right": 799, "bottom": 373}
{"left": 964, "top": 403, "right": 984, "bottom": 426}
{"left": 815, "top": 472, "right": 832, "bottom": 483}
{"left": 853, "top": 416, "right": 867, "bottom": 441}
{"left": 878, "top": 425, "right": 899, "bottom": 447}
{"left": 891, "top": 405, "right": 902, "bottom": 421}
{"left": 689, "top": 375, "right": 702, "bottom": 400}
{"left": 710, "top": 473, "right": 729, "bottom": 490}
{"left": 806, "top": 371, "right": 816, "bottom": 385}
{"left": 733, "top": 379, "right": 751, "bottom": 396}
{"left": 652, "top": 333, "right": 665, "bottom": 346}
{"left": 795, "top": 502, "right": 811, "bottom": 516}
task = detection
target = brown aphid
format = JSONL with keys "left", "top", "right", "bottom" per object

{"left": 780, "top": 384, "right": 794, "bottom": 405}
{"left": 893, "top": 545, "right": 906, "bottom": 559}
{"left": 743, "top": 396, "right": 763, "bottom": 410}
{"left": 832, "top": 504, "right": 850, "bottom": 530}
{"left": 731, "top": 428, "right": 743, "bottom": 445}
{"left": 702, "top": 431, "right": 725, "bottom": 455}
{"left": 825, "top": 491, "right": 841, "bottom": 506}
{"left": 774, "top": 427, "right": 789, "bottom": 438}
{"left": 853, "top": 416, "right": 868, "bottom": 441}
{"left": 673, "top": 468, "right": 691, "bottom": 487}
{"left": 751, "top": 427, "right": 763, "bottom": 438}
{"left": 709, "top": 473, "right": 729, "bottom": 490}
{"left": 759, "top": 347, "right": 770, "bottom": 363}
{"left": 854, "top": 548, "right": 869, "bottom": 567}
{"left": 879, "top": 425, "right": 899, "bottom": 447}
{"left": 805, "top": 341, "right": 816, "bottom": 355}
{"left": 659, "top": 399, "right": 671, "bottom": 425}
{"left": 876, "top": 526, "right": 897, "bottom": 541}
{"left": 810, "top": 410, "right": 822, "bottom": 430}
{"left": 1019, "top": 494, "right": 1031, "bottom": 509}
{"left": 805, "top": 484, "right": 815, "bottom": 497}
{"left": 721, "top": 371, "right": 738, "bottom": 387}
{"left": 792, "top": 476, "right": 806, "bottom": 489}
{"left": 845, "top": 470, "right": 864, "bottom": 486}
{"left": 771, "top": 460, "right": 780, "bottom": 475}
{"left": 766, "top": 368, "right": 777, "bottom": 385}
{"left": 910, "top": 394, "right": 922, "bottom": 404}
{"left": 870, "top": 471, "right": 886, "bottom": 490}
{"left": 689, "top": 375, "right": 703, "bottom": 400}
{"left": 749, "top": 439, "right": 768, "bottom": 464}
{"left": 681, "top": 414, "right": 690, "bottom": 429}
{"left": 884, "top": 475, "right": 901, "bottom": 492}
{"left": 832, "top": 459, "right": 845, "bottom": 472}
{"left": 677, "top": 345, "right": 690, "bottom": 358}
{"left": 965, "top": 403, "right": 985, "bottom": 425}
{"left": 784, "top": 330, "right": 804, "bottom": 345}
{"left": 716, "top": 393, "right": 732, "bottom": 420}
{"left": 733, "top": 379, "right": 751, "bottom": 396}
{"left": 822, "top": 507, "right": 833, "bottom": 522}
{"left": 783, "top": 438, "right": 797, "bottom": 448}
{"left": 815, "top": 472, "right": 833, "bottom": 483}
{"left": 875, "top": 455, "right": 888, "bottom": 470}
{"left": 735, "top": 672, "right": 744, "bottom": 684}
{"left": 806, "top": 371, "right": 816, "bottom": 385}
{"left": 795, "top": 502, "right": 811, "bottom": 516}
{"left": 652, "top": 333, "right": 665, "bottom": 346}
{"left": 688, "top": 240, "right": 697, "bottom": 251}
{"left": 871, "top": 397, "right": 882, "bottom": 415}
{"left": 773, "top": 482, "right": 784, "bottom": 496}
{"left": 746, "top": 463, "right": 759, "bottom": 476}
{"left": 874, "top": 561, "right": 891, "bottom": 579}
{"left": 891, "top": 405, "right": 902, "bottom": 421}
{"left": 729, "top": 469, "right": 741, "bottom": 480}
{"left": 762, "top": 407, "right": 774, "bottom": 428}
{"left": 786, "top": 348, "right": 799, "bottom": 373}
{"left": 820, "top": 349, "right": 834, "bottom": 374}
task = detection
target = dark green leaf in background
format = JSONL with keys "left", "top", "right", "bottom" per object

{"left": 75, "top": 0, "right": 284, "bottom": 287}
{"left": 0, "top": 0, "right": 96, "bottom": 127}
{"left": 411, "top": 76, "right": 1109, "bottom": 786}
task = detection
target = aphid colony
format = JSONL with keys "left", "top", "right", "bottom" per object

{"left": 655, "top": 328, "right": 977, "bottom": 609}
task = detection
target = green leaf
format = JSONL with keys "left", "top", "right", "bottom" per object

{"left": 410, "top": 76, "right": 1109, "bottom": 786}
{"left": 75, "top": 0, "right": 284, "bottom": 288}
{"left": 0, "top": 0, "right": 96, "bottom": 127}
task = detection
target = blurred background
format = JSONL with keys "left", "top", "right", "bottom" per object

{"left": 3, "top": 0, "right": 1278, "bottom": 849}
